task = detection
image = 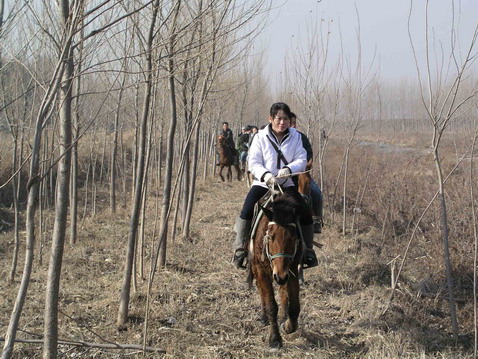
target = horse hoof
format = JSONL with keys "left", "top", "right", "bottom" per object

{"left": 268, "top": 341, "right": 282, "bottom": 351}
{"left": 280, "top": 321, "right": 297, "bottom": 334}
{"left": 258, "top": 316, "right": 269, "bottom": 326}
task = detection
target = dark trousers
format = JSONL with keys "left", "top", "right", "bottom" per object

{"left": 239, "top": 185, "right": 313, "bottom": 225}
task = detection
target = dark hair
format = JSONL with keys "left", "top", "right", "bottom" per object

{"left": 222, "top": 121, "right": 229, "bottom": 126}
{"left": 290, "top": 112, "right": 297, "bottom": 119}
{"left": 270, "top": 102, "right": 292, "bottom": 119}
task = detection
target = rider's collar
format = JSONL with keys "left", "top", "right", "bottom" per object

{"left": 267, "top": 124, "right": 290, "bottom": 142}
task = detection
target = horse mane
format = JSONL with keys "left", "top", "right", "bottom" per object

{"left": 271, "top": 193, "right": 300, "bottom": 225}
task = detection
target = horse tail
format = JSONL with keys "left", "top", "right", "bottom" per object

{"left": 246, "top": 262, "right": 254, "bottom": 289}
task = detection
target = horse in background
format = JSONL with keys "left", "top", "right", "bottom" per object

{"left": 297, "top": 159, "right": 313, "bottom": 205}
{"left": 247, "top": 191, "right": 303, "bottom": 349}
{"left": 216, "top": 135, "right": 241, "bottom": 182}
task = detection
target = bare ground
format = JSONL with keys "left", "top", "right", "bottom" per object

{"left": 0, "top": 169, "right": 474, "bottom": 358}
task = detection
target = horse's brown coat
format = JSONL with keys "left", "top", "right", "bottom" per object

{"left": 248, "top": 192, "right": 303, "bottom": 349}
{"left": 297, "top": 159, "right": 313, "bottom": 199}
{"left": 216, "top": 135, "right": 241, "bottom": 182}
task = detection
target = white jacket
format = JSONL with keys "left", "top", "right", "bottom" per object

{"left": 248, "top": 124, "right": 307, "bottom": 188}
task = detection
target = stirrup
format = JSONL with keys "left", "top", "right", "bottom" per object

{"left": 303, "top": 249, "right": 318, "bottom": 269}
{"left": 313, "top": 222, "right": 322, "bottom": 234}
{"left": 232, "top": 250, "right": 247, "bottom": 270}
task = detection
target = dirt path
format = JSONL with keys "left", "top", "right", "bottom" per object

{"left": 160, "top": 177, "right": 466, "bottom": 358}
{"left": 151, "top": 178, "right": 367, "bottom": 358}
{"left": 0, "top": 174, "right": 467, "bottom": 358}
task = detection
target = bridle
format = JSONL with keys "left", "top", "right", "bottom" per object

{"left": 262, "top": 221, "right": 298, "bottom": 262}
{"left": 260, "top": 178, "right": 308, "bottom": 263}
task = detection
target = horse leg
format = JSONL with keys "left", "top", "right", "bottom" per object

{"left": 256, "top": 272, "right": 282, "bottom": 349}
{"left": 281, "top": 275, "right": 300, "bottom": 334}
{"left": 278, "top": 284, "right": 289, "bottom": 325}
{"left": 227, "top": 165, "right": 232, "bottom": 182}
{"left": 235, "top": 163, "right": 242, "bottom": 181}
{"left": 258, "top": 293, "right": 269, "bottom": 325}
{"left": 219, "top": 165, "right": 225, "bottom": 182}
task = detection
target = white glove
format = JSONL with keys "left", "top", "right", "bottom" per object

{"left": 277, "top": 167, "right": 291, "bottom": 177}
{"left": 264, "top": 172, "right": 277, "bottom": 186}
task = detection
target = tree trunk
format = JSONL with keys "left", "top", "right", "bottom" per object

{"left": 43, "top": 2, "right": 75, "bottom": 353}
{"left": 10, "top": 125, "right": 25, "bottom": 281}
{"left": 2, "top": 27, "right": 68, "bottom": 358}
{"left": 9, "top": 137, "right": 19, "bottom": 283}
{"left": 110, "top": 80, "right": 125, "bottom": 214}
{"left": 157, "top": 32, "right": 179, "bottom": 267}
{"left": 69, "top": 30, "right": 82, "bottom": 245}
{"left": 171, "top": 187, "right": 182, "bottom": 241}
{"left": 117, "top": 0, "right": 159, "bottom": 327}
{"left": 70, "top": 118, "right": 78, "bottom": 245}
{"left": 433, "top": 144, "right": 459, "bottom": 341}
{"left": 99, "top": 128, "right": 107, "bottom": 185}
{"left": 183, "top": 122, "right": 200, "bottom": 239}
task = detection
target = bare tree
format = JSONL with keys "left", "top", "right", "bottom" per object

{"left": 117, "top": 0, "right": 162, "bottom": 328}
{"left": 326, "top": 8, "right": 376, "bottom": 235}
{"left": 156, "top": 1, "right": 182, "bottom": 268}
{"left": 43, "top": 0, "right": 81, "bottom": 354}
{"left": 408, "top": 0, "right": 478, "bottom": 340}
{"left": 2, "top": 18, "right": 74, "bottom": 359}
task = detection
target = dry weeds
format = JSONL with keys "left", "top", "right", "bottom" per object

{"left": 0, "top": 132, "right": 476, "bottom": 358}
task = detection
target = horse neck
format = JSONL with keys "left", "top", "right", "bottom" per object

{"left": 219, "top": 143, "right": 233, "bottom": 161}
{"left": 297, "top": 174, "right": 311, "bottom": 196}
{"left": 254, "top": 214, "right": 270, "bottom": 251}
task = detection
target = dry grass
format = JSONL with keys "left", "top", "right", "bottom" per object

{"left": 0, "top": 132, "right": 476, "bottom": 358}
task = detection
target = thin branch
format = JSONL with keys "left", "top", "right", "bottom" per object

{"left": 0, "top": 337, "right": 165, "bottom": 354}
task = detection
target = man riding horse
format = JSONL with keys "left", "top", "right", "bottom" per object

{"left": 217, "top": 121, "right": 238, "bottom": 166}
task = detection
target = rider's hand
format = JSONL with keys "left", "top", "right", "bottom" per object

{"left": 277, "top": 167, "right": 291, "bottom": 177}
{"left": 264, "top": 172, "right": 277, "bottom": 186}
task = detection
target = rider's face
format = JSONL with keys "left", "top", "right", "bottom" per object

{"left": 269, "top": 110, "right": 290, "bottom": 134}
{"left": 222, "top": 124, "right": 229, "bottom": 131}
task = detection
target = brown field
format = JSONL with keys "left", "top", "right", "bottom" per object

{"left": 0, "top": 131, "right": 476, "bottom": 358}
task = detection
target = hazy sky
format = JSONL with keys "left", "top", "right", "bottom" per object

{"left": 256, "top": 0, "right": 478, "bottom": 87}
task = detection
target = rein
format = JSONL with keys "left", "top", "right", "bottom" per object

{"left": 262, "top": 221, "right": 298, "bottom": 262}
{"left": 276, "top": 169, "right": 311, "bottom": 178}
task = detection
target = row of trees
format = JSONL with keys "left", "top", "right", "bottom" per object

{"left": 277, "top": 0, "right": 478, "bottom": 347}
{"left": 1, "top": 0, "right": 478, "bottom": 356}
{"left": 0, "top": 0, "right": 273, "bottom": 357}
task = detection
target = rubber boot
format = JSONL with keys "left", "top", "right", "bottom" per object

{"left": 313, "top": 216, "right": 323, "bottom": 234}
{"left": 301, "top": 224, "right": 318, "bottom": 268}
{"left": 232, "top": 217, "right": 252, "bottom": 269}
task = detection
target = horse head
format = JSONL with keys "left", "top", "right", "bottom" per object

{"left": 217, "top": 134, "right": 226, "bottom": 146}
{"left": 297, "top": 159, "right": 313, "bottom": 198}
{"left": 261, "top": 193, "right": 300, "bottom": 285}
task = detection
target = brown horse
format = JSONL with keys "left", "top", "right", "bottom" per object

{"left": 247, "top": 191, "right": 303, "bottom": 349}
{"left": 216, "top": 135, "right": 241, "bottom": 182}
{"left": 297, "top": 159, "right": 313, "bottom": 205}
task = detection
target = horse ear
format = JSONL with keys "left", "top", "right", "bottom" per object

{"left": 306, "top": 159, "right": 313, "bottom": 171}
{"left": 261, "top": 205, "right": 273, "bottom": 221}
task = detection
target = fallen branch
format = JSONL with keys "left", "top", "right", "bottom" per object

{"left": 0, "top": 337, "right": 165, "bottom": 354}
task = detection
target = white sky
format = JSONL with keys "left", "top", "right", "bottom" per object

{"left": 255, "top": 0, "right": 478, "bottom": 88}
